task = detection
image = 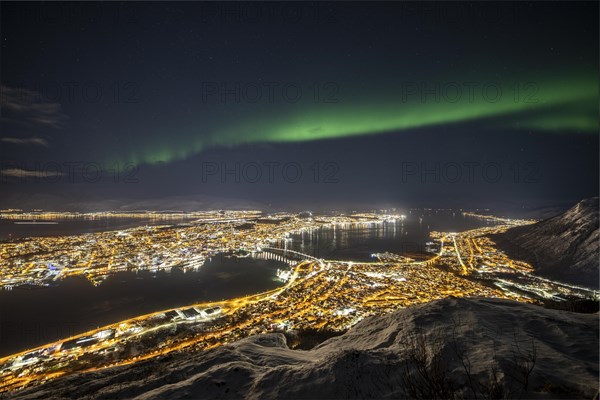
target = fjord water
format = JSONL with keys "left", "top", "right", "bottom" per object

{"left": 0, "top": 255, "right": 286, "bottom": 357}
{"left": 0, "top": 217, "right": 189, "bottom": 241}
{"left": 284, "top": 210, "right": 493, "bottom": 261}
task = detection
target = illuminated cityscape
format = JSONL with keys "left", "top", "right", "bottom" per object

{"left": 0, "top": 210, "right": 595, "bottom": 393}
{"left": 0, "top": 1, "right": 597, "bottom": 398}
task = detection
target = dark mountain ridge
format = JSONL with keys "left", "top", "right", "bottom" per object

{"left": 492, "top": 197, "right": 599, "bottom": 288}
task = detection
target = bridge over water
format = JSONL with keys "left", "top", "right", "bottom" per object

{"left": 251, "top": 247, "right": 319, "bottom": 264}
{"left": 252, "top": 247, "right": 438, "bottom": 268}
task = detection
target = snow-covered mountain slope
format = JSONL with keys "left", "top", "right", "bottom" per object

{"left": 13, "top": 297, "right": 599, "bottom": 399}
{"left": 493, "top": 197, "right": 599, "bottom": 288}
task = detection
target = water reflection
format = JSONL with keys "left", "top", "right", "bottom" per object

{"left": 0, "top": 254, "right": 286, "bottom": 357}
{"left": 284, "top": 211, "right": 492, "bottom": 261}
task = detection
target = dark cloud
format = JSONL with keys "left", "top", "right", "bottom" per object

{"left": 0, "top": 168, "right": 64, "bottom": 178}
{"left": 0, "top": 137, "right": 49, "bottom": 147}
{"left": 0, "top": 85, "right": 68, "bottom": 128}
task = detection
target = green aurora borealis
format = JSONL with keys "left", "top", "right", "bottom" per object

{"left": 119, "top": 72, "right": 598, "bottom": 166}
{"left": 2, "top": 1, "right": 598, "bottom": 208}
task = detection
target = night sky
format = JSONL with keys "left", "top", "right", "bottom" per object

{"left": 1, "top": 2, "right": 598, "bottom": 211}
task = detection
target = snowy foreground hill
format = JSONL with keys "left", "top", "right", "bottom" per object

{"left": 13, "top": 297, "right": 599, "bottom": 399}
